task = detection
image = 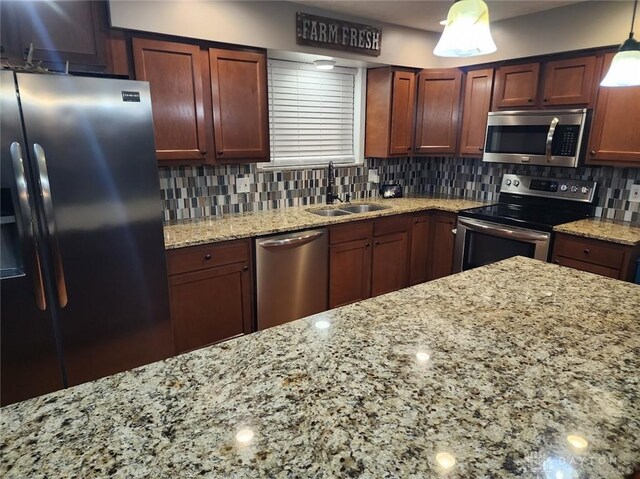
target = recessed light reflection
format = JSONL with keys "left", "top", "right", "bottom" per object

{"left": 543, "top": 457, "right": 577, "bottom": 479}
{"left": 567, "top": 434, "right": 588, "bottom": 449}
{"left": 235, "top": 428, "right": 254, "bottom": 444}
{"left": 435, "top": 452, "right": 456, "bottom": 469}
{"left": 314, "top": 320, "right": 330, "bottom": 330}
{"left": 416, "top": 351, "right": 431, "bottom": 363}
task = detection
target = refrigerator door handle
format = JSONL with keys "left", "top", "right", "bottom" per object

{"left": 10, "top": 142, "right": 47, "bottom": 311}
{"left": 32, "top": 143, "right": 68, "bottom": 308}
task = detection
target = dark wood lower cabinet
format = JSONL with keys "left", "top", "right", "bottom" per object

{"left": 429, "top": 212, "right": 457, "bottom": 280}
{"left": 329, "top": 238, "right": 372, "bottom": 308}
{"left": 409, "top": 214, "right": 431, "bottom": 285}
{"left": 167, "top": 239, "right": 253, "bottom": 354}
{"left": 372, "top": 231, "right": 409, "bottom": 296}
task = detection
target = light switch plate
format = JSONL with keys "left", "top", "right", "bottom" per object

{"left": 236, "top": 177, "right": 251, "bottom": 194}
{"left": 368, "top": 169, "right": 379, "bottom": 183}
{"left": 630, "top": 184, "right": 640, "bottom": 202}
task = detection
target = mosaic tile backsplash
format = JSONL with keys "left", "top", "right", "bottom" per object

{"left": 159, "top": 157, "right": 640, "bottom": 225}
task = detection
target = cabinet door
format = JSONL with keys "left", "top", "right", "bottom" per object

{"left": 372, "top": 232, "right": 409, "bottom": 296}
{"left": 587, "top": 52, "right": 640, "bottom": 166}
{"left": 132, "top": 38, "right": 208, "bottom": 162}
{"left": 493, "top": 63, "right": 540, "bottom": 109}
{"left": 409, "top": 214, "right": 431, "bottom": 286}
{"left": 429, "top": 213, "right": 457, "bottom": 280}
{"left": 1, "top": 1, "right": 106, "bottom": 68}
{"left": 542, "top": 56, "right": 597, "bottom": 106}
{"left": 209, "top": 48, "right": 269, "bottom": 161}
{"left": 459, "top": 69, "right": 493, "bottom": 156}
{"left": 329, "top": 239, "right": 372, "bottom": 308}
{"left": 414, "top": 69, "right": 462, "bottom": 155}
{"left": 169, "top": 262, "right": 252, "bottom": 354}
{"left": 389, "top": 71, "right": 416, "bottom": 155}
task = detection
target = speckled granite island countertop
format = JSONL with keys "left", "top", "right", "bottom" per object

{"left": 554, "top": 217, "right": 640, "bottom": 246}
{"left": 163, "top": 196, "right": 487, "bottom": 249}
{"left": 2, "top": 257, "right": 639, "bottom": 478}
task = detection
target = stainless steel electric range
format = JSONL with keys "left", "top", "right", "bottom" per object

{"left": 453, "top": 174, "right": 598, "bottom": 273}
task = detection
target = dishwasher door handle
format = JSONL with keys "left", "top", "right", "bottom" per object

{"left": 258, "top": 231, "right": 325, "bottom": 250}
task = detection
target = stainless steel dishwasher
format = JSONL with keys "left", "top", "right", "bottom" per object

{"left": 256, "top": 229, "right": 328, "bottom": 330}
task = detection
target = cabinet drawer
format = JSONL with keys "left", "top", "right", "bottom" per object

{"left": 167, "top": 239, "right": 250, "bottom": 275}
{"left": 374, "top": 215, "right": 410, "bottom": 236}
{"left": 330, "top": 220, "right": 373, "bottom": 245}
{"left": 553, "top": 256, "right": 620, "bottom": 279}
{"left": 553, "top": 234, "right": 624, "bottom": 269}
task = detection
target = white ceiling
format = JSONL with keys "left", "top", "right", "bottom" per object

{"left": 291, "top": 0, "right": 582, "bottom": 32}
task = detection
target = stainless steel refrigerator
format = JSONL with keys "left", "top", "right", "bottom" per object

{"left": 0, "top": 70, "right": 173, "bottom": 405}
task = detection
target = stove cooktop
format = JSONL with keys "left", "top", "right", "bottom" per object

{"left": 458, "top": 174, "right": 598, "bottom": 232}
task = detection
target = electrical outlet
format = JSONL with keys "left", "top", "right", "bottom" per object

{"left": 368, "top": 169, "right": 379, "bottom": 183}
{"left": 630, "top": 184, "right": 640, "bottom": 203}
{"left": 236, "top": 177, "right": 251, "bottom": 194}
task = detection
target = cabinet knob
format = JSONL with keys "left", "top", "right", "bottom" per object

{"left": 365, "top": 243, "right": 370, "bottom": 248}
{"left": 543, "top": 97, "right": 549, "bottom": 102}
{"left": 375, "top": 241, "right": 380, "bottom": 246}
{"left": 200, "top": 149, "right": 207, "bottom": 154}
{"left": 527, "top": 97, "right": 533, "bottom": 103}
{"left": 590, "top": 150, "right": 596, "bottom": 155}
{"left": 478, "top": 147, "right": 484, "bottom": 151}
{"left": 583, "top": 249, "right": 590, "bottom": 255}
{"left": 217, "top": 150, "right": 223, "bottom": 155}
{"left": 204, "top": 254, "right": 212, "bottom": 260}
{"left": 242, "top": 265, "right": 248, "bottom": 271}
{"left": 406, "top": 147, "right": 411, "bottom": 151}
{"left": 553, "top": 259, "right": 560, "bottom": 264}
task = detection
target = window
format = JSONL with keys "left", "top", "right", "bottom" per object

{"left": 265, "top": 59, "right": 364, "bottom": 169}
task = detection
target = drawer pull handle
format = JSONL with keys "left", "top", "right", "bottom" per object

{"left": 204, "top": 254, "right": 212, "bottom": 260}
{"left": 583, "top": 249, "right": 590, "bottom": 255}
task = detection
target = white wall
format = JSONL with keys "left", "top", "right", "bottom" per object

{"left": 109, "top": 1, "right": 632, "bottom": 68}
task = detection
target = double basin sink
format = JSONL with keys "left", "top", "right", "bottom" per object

{"left": 307, "top": 203, "right": 390, "bottom": 217}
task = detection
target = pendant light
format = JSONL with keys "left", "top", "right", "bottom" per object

{"left": 601, "top": 0, "right": 640, "bottom": 87}
{"left": 434, "top": 0, "right": 497, "bottom": 57}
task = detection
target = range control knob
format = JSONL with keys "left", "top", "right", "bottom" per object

{"left": 513, "top": 180, "right": 520, "bottom": 187}
{"left": 560, "top": 184, "right": 569, "bottom": 192}
{"left": 570, "top": 185, "right": 579, "bottom": 193}
{"left": 581, "top": 186, "right": 589, "bottom": 195}
{"left": 505, "top": 179, "right": 512, "bottom": 186}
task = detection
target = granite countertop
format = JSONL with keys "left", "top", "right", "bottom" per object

{"left": 163, "top": 196, "right": 487, "bottom": 249}
{"left": 2, "top": 257, "right": 639, "bottom": 478}
{"left": 554, "top": 217, "right": 640, "bottom": 246}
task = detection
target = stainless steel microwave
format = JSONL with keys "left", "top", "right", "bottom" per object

{"left": 482, "top": 109, "right": 589, "bottom": 167}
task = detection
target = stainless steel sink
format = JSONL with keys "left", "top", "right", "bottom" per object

{"left": 340, "top": 203, "right": 389, "bottom": 213}
{"left": 308, "top": 209, "right": 352, "bottom": 217}
{"left": 307, "top": 203, "right": 390, "bottom": 217}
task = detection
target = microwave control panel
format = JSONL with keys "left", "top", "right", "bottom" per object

{"left": 551, "top": 125, "right": 580, "bottom": 157}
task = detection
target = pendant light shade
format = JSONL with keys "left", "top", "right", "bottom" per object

{"left": 434, "top": 0, "right": 497, "bottom": 58}
{"left": 601, "top": 0, "right": 640, "bottom": 87}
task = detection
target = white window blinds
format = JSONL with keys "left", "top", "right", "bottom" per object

{"left": 267, "top": 59, "right": 358, "bottom": 167}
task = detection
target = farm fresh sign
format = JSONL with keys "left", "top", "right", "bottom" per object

{"left": 296, "top": 12, "right": 382, "bottom": 57}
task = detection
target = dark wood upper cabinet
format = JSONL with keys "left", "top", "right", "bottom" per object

{"left": 414, "top": 69, "right": 463, "bottom": 155}
{"left": 167, "top": 240, "right": 253, "bottom": 354}
{"left": 541, "top": 56, "right": 598, "bottom": 106}
{"left": 132, "top": 38, "right": 208, "bottom": 162}
{"left": 209, "top": 48, "right": 269, "bottom": 162}
{"left": 459, "top": 68, "right": 494, "bottom": 156}
{"left": 409, "top": 214, "right": 431, "bottom": 286}
{"left": 429, "top": 212, "right": 457, "bottom": 281}
{"left": 365, "top": 67, "right": 416, "bottom": 158}
{"left": 1, "top": 1, "right": 107, "bottom": 69}
{"left": 493, "top": 62, "right": 540, "bottom": 109}
{"left": 587, "top": 52, "right": 640, "bottom": 166}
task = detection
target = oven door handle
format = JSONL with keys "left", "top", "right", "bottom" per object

{"left": 458, "top": 217, "right": 550, "bottom": 243}
{"left": 545, "top": 117, "right": 559, "bottom": 163}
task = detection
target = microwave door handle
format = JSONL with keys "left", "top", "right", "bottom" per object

{"left": 10, "top": 142, "right": 47, "bottom": 311}
{"left": 460, "top": 218, "right": 549, "bottom": 243}
{"left": 546, "top": 117, "right": 560, "bottom": 163}
{"left": 33, "top": 144, "right": 68, "bottom": 308}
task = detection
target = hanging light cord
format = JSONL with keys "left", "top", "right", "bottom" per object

{"left": 630, "top": 0, "right": 638, "bottom": 39}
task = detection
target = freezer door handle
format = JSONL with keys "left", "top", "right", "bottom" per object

{"left": 10, "top": 142, "right": 47, "bottom": 310}
{"left": 257, "top": 231, "right": 324, "bottom": 250}
{"left": 33, "top": 143, "right": 68, "bottom": 308}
